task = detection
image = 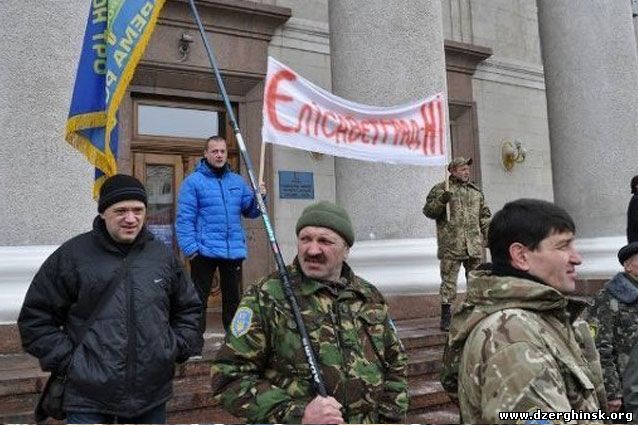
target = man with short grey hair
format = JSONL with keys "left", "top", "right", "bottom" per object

{"left": 210, "top": 201, "right": 408, "bottom": 424}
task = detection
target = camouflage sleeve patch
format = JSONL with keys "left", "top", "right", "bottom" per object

{"left": 231, "top": 306, "right": 254, "bottom": 338}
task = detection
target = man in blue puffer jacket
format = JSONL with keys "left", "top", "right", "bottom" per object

{"left": 176, "top": 136, "right": 265, "bottom": 336}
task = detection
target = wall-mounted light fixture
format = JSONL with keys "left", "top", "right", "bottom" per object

{"left": 178, "top": 33, "right": 194, "bottom": 61}
{"left": 501, "top": 140, "right": 526, "bottom": 171}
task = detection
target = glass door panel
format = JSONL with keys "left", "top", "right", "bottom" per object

{"left": 133, "top": 153, "right": 184, "bottom": 256}
{"left": 146, "top": 164, "right": 176, "bottom": 251}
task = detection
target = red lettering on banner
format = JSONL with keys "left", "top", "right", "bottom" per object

{"left": 265, "top": 69, "right": 443, "bottom": 157}
{"left": 435, "top": 99, "right": 444, "bottom": 154}
{"left": 409, "top": 120, "right": 420, "bottom": 150}
{"left": 346, "top": 116, "right": 361, "bottom": 142}
{"left": 265, "top": 69, "right": 296, "bottom": 132}
{"left": 378, "top": 119, "right": 388, "bottom": 144}
{"left": 296, "top": 104, "right": 313, "bottom": 135}
{"left": 360, "top": 120, "right": 370, "bottom": 144}
{"left": 401, "top": 120, "right": 414, "bottom": 149}
{"left": 421, "top": 102, "right": 431, "bottom": 155}
{"left": 312, "top": 103, "right": 322, "bottom": 137}
{"left": 369, "top": 120, "right": 380, "bottom": 144}
{"left": 390, "top": 120, "right": 402, "bottom": 145}
{"left": 335, "top": 114, "right": 349, "bottom": 143}
{"left": 421, "top": 102, "right": 441, "bottom": 155}
{"left": 397, "top": 120, "right": 411, "bottom": 147}
{"left": 321, "top": 111, "right": 337, "bottom": 138}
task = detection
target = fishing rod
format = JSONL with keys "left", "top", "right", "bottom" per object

{"left": 187, "top": 0, "right": 327, "bottom": 397}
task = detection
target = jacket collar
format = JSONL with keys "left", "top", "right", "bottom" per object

{"left": 92, "top": 216, "right": 152, "bottom": 254}
{"left": 606, "top": 272, "right": 638, "bottom": 304}
{"left": 449, "top": 175, "right": 481, "bottom": 191}
{"left": 198, "top": 158, "right": 228, "bottom": 177}
{"left": 291, "top": 257, "right": 366, "bottom": 299}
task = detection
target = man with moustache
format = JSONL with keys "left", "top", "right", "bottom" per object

{"left": 18, "top": 175, "right": 202, "bottom": 424}
{"left": 210, "top": 201, "right": 408, "bottom": 424}
{"left": 440, "top": 199, "right": 606, "bottom": 423}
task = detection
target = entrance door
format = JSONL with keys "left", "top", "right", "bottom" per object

{"left": 130, "top": 98, "right": 239, "bottom": 326}
{"left": 133, "top": 153, "right": 184, "bottom": 256}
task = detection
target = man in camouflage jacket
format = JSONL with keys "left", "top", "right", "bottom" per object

{"left": 423, "top": 157, "right": 491, "bottom": 331}
{"left": 210, "top": 201, "right": 408, "bottom": 424}
{"left": 589, "top": 242, "right": 638, "bottom": 413}
{"left": 440, "top": 199, "right": 607, "bottom": 423}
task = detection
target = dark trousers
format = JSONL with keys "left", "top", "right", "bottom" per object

{"left": 67, "top": 402, "right": 167, "bottom": 424}
{"left": 190, "top": 255, "right": 242, "bottom": 333}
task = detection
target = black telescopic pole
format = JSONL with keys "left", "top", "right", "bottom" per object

{"left": 187, "top": 0, "right": 328, "bottom": 398}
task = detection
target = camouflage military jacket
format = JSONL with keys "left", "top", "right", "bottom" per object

{"left": 422, "top": 176, "right": 491, "bottom": 259}
{"left": 589, "top": 272, "right": 638, "bottom": 400}
{"left": 440, "top": 270, "right": 606, "bottom": 424}
{"left": 210, "top": 260, "right": 409, "bottom": 423}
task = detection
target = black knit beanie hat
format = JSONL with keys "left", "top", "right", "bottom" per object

{"left": 295, "top": 201, "right": 354, "bottom": 247}
{"left": 98, "top": 174, "right": 147, "bottom": 213}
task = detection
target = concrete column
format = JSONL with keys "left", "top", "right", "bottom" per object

{"left": 537, "top": 0, "right": 638, "bottom": 237}
{"left": 0, "top": 1, "right": 95, "bottom": 245}
{"left": 328, "top": 0, "right": 448, "bottom": 240}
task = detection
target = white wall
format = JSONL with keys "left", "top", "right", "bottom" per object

{"left": 267, "top": 1, "right": 335, "bottom": 262}
{"left": 0, "top": 237, "right": 624, "bottom": 323}
{"left": 0, "top": 1, "right": 96, "bottom": 246}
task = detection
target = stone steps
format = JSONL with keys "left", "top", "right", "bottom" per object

{"left": 409, "top": 373, "right": 451, "bottom": 411}
{"left": 408, "top": 404, "right": 460, "bottom": 424}
{"left": 0, "top": 298, "right": 459, "bottom": 423}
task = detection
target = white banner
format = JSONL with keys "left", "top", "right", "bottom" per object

{"left": 261, "top": 57, "right": 447, "bottom": 166}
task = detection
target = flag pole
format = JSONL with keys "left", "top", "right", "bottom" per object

{"left": 442, "top": 95, "right": 451, "bottom": 221}
{"left": 187, "top": 0, "right": 327, "bottom": 397}
{"left": 445, "top": 167, "right": 450, "bottom": 221}
{"left": 258, "top": 139, "right": 266, "bottom": 186}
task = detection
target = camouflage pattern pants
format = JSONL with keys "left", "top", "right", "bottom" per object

{"left": 439, "top": 257, "right": 481, "bottom": 303}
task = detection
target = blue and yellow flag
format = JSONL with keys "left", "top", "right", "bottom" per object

{"left": 66, "top": 0, "right": 166, "bottom": 198}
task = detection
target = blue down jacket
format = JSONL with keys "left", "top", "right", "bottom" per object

{"left": 176, "top": 160, "right": 261, "bottom": 260}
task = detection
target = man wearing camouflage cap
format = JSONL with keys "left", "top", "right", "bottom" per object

{"left": 440, "top": 199, "right": 606, "bottom": 423}
{"left": 423, "top": 156, "right": 491, "bottom": 331}
{"left": 589, "top": 242, "right": 638, "bottom": 413}
{"left": 210, "top": 201, "right": 408, "bottom": 424}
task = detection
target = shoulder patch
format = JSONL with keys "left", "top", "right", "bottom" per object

{"left": 231, "top": 306, "right": 253, "bottom": 338}
{"left": 389, "top": 317, "right": 405, "bottom": 351}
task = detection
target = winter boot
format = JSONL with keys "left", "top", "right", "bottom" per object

{"left": 440, "top": 303, "right": 452, "bottom": 332}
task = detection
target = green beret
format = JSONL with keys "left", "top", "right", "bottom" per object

{"left": 295, "top": 201, "right": 354, "bottom": 246}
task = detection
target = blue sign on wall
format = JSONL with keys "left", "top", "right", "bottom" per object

{"left": 278, "top": 171, "right": 314, "bottom": 199}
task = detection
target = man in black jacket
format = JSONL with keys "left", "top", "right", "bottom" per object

{"left": 18, "top": 175, "right": 202, "bottom": 424}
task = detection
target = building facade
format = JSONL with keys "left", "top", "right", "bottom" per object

{"left": 1, "top": 0, "right": 635, "bottom": 322}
